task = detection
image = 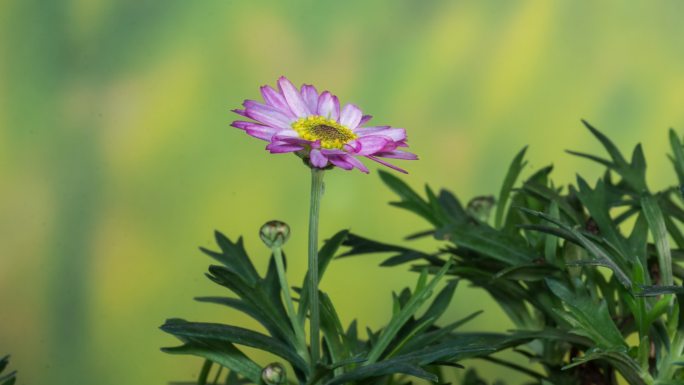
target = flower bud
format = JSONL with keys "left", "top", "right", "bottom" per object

{"left": 261, "top": 362, "right": 287, "bottom": 385}
{"left": 259, "top": 221, "right": 291, "bottom": 248}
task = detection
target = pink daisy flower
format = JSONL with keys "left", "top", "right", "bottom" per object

{"left": 231, "top": 76, "right": 418, "bottom": 173}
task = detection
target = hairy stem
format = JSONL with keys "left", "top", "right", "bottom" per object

{"left": 308, "top": 168, "right": 325, "bottom": 368}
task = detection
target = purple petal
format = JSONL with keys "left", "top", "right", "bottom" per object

{"left": 317, "top": 92, "right": 337, "bottom": 119}
{"left": 232, "top": 109, "right": 249, "bottom": 118}
{"left": 367, "top": 156, "right": 408, "bottom": 174}
{"left": 358, "top": 114, "right": 373, "bottom": 126}
{"left": 273, "top": 132, "right": 310, "bottom": 145}
{"left": 328, "top": 155, "right": 354, "bottom": 170}
{"left": 320, "top": 148, "right": 347, "bottom": 155}
{"left": 231, "top": 120, "right": 251, "bottom": 129}
{"left": 330, "top": 95, "right": 340, "bottom": 121}
{"left": 309, "top": 149, "right": 329, "bottom": 168}
{"left": 355, "top": 127, "right": 406, "bottom": 142}
{"left": 375, "top": 150, "right": 418, "bottom": 160}
{"left": 347, "top": 136, "right": 391, "bottom": 155}
{"left": 266, "top": 142, "right": 304, "bottom": 153}
{"left": 339, "top": 103, "right": 362, "bottom": 129}
{"left": 244, "top": 100, "right": 293, "bottom": 128}
{"left": 343, "top": 155, "right": 369, "bottom": 173}
{"left": 300, "top": 85, "right": 319, "bottom": 114}
{"left": 245, "top": 126, "right": 282, "bottom": 141}
{"left": 260, "top": 86, "right": 294, "bottom": 117}
{"left": 231, "top": 121, "right": 283, "bottom": 141}
{"left": 278, "top": 76, "right": 310, "bottom": 117}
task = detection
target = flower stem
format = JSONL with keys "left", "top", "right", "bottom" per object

{"left": 272, "top": 245, "right": 309, "bottom": 363}
{"left": 308, "top": 167, "right": 325, "bottom": 368}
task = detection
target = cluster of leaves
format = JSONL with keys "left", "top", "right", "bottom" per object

{"left": 0, "top": 355, "right": 16, "bottom": 385}
{"left": 343, "top": 122, "right": 684, "bottom": 385}
{"left": 162, "top": 231, "right": 516, "bottom": 385}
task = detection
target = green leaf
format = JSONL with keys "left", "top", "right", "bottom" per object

{"left": 641, "top": 195, "right": 674, "bottom": 286}
{"left": 495, "top": 146, "right": 528, "bottom": 228}
{"left": 575, "top": 177, "right": 632, "bottom": 267}
{"left": 545, "top": 279, "right": 625, "bottom": 349}
{"left": 521, "top": 208, "right": 632, "bottom": 287}
{"left": 364, "top": 259, "right": 454, "bottom": 364}
{"left": 492, "top": 263, "right": 561, "bottom": 282}
{"left": 0, "top": 356, "right": 16, "bottom": 385}
{"left": 202, "top": 232, "right": 260, "bottom": 286}
{"left": 436, "top": 222, "right": 538, "bottom": 265}
{"left": 319, "top": 291, "right": 348, "bottom": 366}
{"left": 636, "top": 285, "right": 684, "bottom": 296}
{"left": 562, "top": 348, "right": 651, "bottom": 385}
{"left": 669, "top": 129, "right": 684, "bottom": 186}
{"left": 194, "top": 296, "right": 288, "bottom": 343}
{"left": 161, "top": 319, "right": 308, "bottom": 372}
{"left": 379, "top": 170, "right": 438, "bottom": 225}
{"left": 339, "top": 233, "right": 440, "bottom": 267}
{"left": 161, "top": 338, "right": 261, "bottom": 384}
{"left": 205, "top": 265, "right": 293, "bottom": 346}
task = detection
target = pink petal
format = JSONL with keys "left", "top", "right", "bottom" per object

{"left": 266, "top": 142, "right": 304, "bottom": 153}
{"left": 309, "top": 149, "right": 329, "bottom": 168}
{"left": 328, "top": 155, "right": 354, "bottom": 170}
{"left": 339, "top": 103, "right": 362, "bottom": 129}
{"left": 367, "top": 155, "right": 408, "bottom": 174}
{"left": 320, "top": 148, "right": 347, "bottom": 155}
{"left": 300, "top": 85, "right": 319, "bottom": 114}
{"left": 347, "top": 136, "right": 391, "bottom": 155}
{"left": 231, "top": 121, "right": 283, "bottom": 141}
{"left": 375, "top": 150, "right": 418, "bottom": 160}
{"left": 330, "top": 95, "right": 340, "bottom": 121}
{"left": 278, "top": 76, "right": 310, "bottom": 117}
{"left": 260, "top": 86, "right": 294, "bottom": 117}
{"left": 317, "top": 92, "right": 335, "bottom": 118}
{"left": 358, "top": 114, "right": 373, "bottom": 126}
{"left": 245, "top": 126, "right": 281, "bottom": 141}
{"left": 244, "top": 100, "right": 293, "bottom": 128}
{"left": 355, "top": 127, "right": 406, "bottom": 142}
{"left": 343, "top": 155, "right": 369, "bottom": 173}
{"left": 231, "top": 120, "right": 251, "bottom": 129}
{"left": 232, "top": 109, "right": 249, "bottom": 118}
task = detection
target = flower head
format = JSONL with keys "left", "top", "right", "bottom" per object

{"left": 232, "top": 76, "right": 417, "bottom": 173}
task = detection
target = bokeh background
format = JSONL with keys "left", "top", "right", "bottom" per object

{"left": 2, "top": 1, "right": 684, "bottom": 384}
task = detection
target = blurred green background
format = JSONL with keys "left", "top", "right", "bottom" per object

{"left": 2, "top": 1, "right": 684, "bottom": 384}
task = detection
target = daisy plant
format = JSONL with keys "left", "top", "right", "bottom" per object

{"left": 344, "top": 122, "right": 684, "bottom": 385}
{"left": 162, "top": 78, "right": 506, "bottom": 385}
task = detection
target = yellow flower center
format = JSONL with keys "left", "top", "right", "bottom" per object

{"left": 292, "top": 115, "right": 357, "bottom": 149}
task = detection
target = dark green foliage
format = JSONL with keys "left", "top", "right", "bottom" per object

{"left": 344, "top": 124, "right": 684, "bottom": 384}
{"left": 163, "top": 231, "right": 506, "bottom": 384}
{"left": 0, "top": 356, "right": 16, "bottom": 385}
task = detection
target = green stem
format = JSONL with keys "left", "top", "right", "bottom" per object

{"left": 308, "top": 168, "right": 325, "bottom": 368}
{"left": 273, "top": 245, "right": 309, "bottom": 363}
{"left": 197, "top": 359, "right": 213, "bottom": 385}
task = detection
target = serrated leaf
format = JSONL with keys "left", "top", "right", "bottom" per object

{"left": 436, "top": 222, "right": 538, "bottom": 265}
{"left": 641, "top": 195, "right": 674, "bottom": 286}
{"left": 203, "top": 232, "right": 259, "bottom": 286}
{"left": 495, "top": 146, "right": 528, "bottom": 228}
{"left": 161, "top": 319, "right": 308, "bottom": 372}
{"left": 379, "top": 170, "right": 438, "bottom": 225}
{"left": 546, "top": 279, "right": 625, "bottom": 349}
{"left": 365, "top": 260, "right": 454, "bottom": 364}
{"left": 161, "top": 340, "right": 261, "bottom": 383}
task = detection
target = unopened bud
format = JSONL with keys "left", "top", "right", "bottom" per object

{"left": 260, "top": 221, "right": 291, "bottom": 248}
{"left": 261, "top": 362, "right": 287, "bottom": 385}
